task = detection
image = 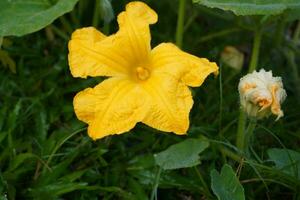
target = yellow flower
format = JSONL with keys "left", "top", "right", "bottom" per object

{"left": 238, "top": 69, "right": 286, "bottom": 120}
{"left": 68, "top": 1, "right": 218, "bottom": 140}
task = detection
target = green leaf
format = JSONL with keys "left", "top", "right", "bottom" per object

{"left": 7, "top": 100, "right": 22, "bottom": 131}
{"left": 34, "top": 110, "right": 49, "bottom": 142}
{"left": 211, "top": 164, "right": 245, "bottom": 200}
{"left": 9, "top": 153, "right": 36, "bottom": 171}
{"left": 60, "top": 170, "right": 87, "bottom": 182}
{"left": 28, "top": 182, "right": 88, "bottom": 199}
{"left": 154, "top": 138, "right": 209, "bottom": 170}
{"left": 268, "top": 148, "right": 300, "bottom": 179}
{"left": 0, "top": 0, "right": 79, "bottom": 37}
{"left": 193, "top": 0, "right": 300, "bottom": 16}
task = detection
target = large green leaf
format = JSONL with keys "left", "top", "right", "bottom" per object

{"left": 154, "top": 138, "right": 209, "bottom": 170}
{"left": 193, "top": 0, "right": 300, "bottom": 16}
{"left": 211, "top": 164, "right": 245, "bottom": 200}
{"left": 268, "top": 148, "right": 300, "bottom": 179}
{"left": 0, "top": 0, "right": 79, "bottom": 37}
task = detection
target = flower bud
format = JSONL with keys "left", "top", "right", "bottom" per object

{"left": 238, "top": 69, "right": 287, "bottom": 120}
{"left": 221, "top": 46, "right": 244, "bottom": 71}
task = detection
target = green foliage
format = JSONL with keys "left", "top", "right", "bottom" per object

{"left": 0, "top": 50, "right": 16, "bottom": 73}
{"left": 193, "top": 0, "right": 300, "bottom": 16}
{"left": 154, "top": 138, "right": 209, "bottom": 170}
{"left": 99, "top": 0, "right": 114, "bottom": 24}
{"left": 0, "top": 0, "right": 300, "bottom": 199}
{"left": 268, "top": 148, "right": 300, "bottom": 179}
{"left": 0, "top": 0, "right": 79, "bottom": 37}
{"left": 210, "top": 164, "right": 245, "bottom": 200}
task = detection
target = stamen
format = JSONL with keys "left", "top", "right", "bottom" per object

{"left": 136, "top": 67, "right": 150, "bottom": 81}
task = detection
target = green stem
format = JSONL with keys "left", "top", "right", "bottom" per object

{"left": 103, "top": 23, "right": 110, "bottom": 35}
{"left": 219, "top": 147, "right": 242, "bottom": 162}
{"left": 248, "top": 28, "right": 262, "bottom": 72}
{"left": 244, "top": 119, "right": 257, "bottom": 153}
{"left": 236, "top": 27, "right": 262, "bottom": 151}
{"left": 59, "top": 16, "right": 73, "bottom": 34}
{"left": 50, "top": 25, "right": 69, "bottom": 41}
{"left": 183, "top": 11, "right": 198, "bottom": 32}
{"left": 287, "top": 21, "right": 300, "bottom": 99}
{"left": 70, "top": 8, "right": 80, "bottom": 28}
{"left": 78, "top": 0, "right": 86, "bottom": 20}
{"left": 92, "top": 0, "right": 101, "bottom": 27}
{"left": 150, "top": 167, "right": 162, "bottom": 200}
{"left": 236, "top": 111, "right": 246, "bottom": 150}
{"left": 45, "top": 26, "right": 55, "bottom": 41}
{"left": 194, "top": 167, "right": 213, "bottom": 198}
{"left": 0, "top": 37, "right": 3, "bottom": 49}
{"left": 197, "top": 28, "right": 241, "bottom": 44}
{"left": 175, "top": 0, "right": 186, "bottom": 48}
{"left": 293, "top": 20, "right": 300, "bottom": 42}
{"left": 274, "top": 18, "right": 285, "bottom": 47}
{"left": 285, "top": 49, "right": 300, "bottom": 99}
{"left": 219, "top": 64, "right": 223, "bottom": 133}
{"left": 42, "top": 127, "right": 86, "bottom": 173}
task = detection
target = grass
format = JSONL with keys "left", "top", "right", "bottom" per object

{"left": 1, "top": 0, "right": 300, "bottom": 199}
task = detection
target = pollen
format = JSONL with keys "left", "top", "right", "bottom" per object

{"left": 136, "top": 67, "right": 150, "bottom": 81}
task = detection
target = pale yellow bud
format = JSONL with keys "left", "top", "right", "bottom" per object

{"left": 238, "top": 69, "right": 286, "bottom": 120}
{"left": 221, "top": 46, "right": 244, "bottom": 71}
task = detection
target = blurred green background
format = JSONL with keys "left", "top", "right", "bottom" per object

{"left": 0, "top": 0, "right": 300, "bottom": 199}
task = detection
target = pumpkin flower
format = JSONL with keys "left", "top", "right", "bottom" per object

{"left": 238, "top": 69, "right": 286, "bottom": 120}
{"left": 68, "top": 1, "right": 218, "bottom": 140}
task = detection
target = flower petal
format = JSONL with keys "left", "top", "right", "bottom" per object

{"left": 68, "top": 27, "right": 131, "bottom": 78}
{"left": 142, "top": 72, "right": 193, "bottom": 134}
{"left": 270, "top": 85, "right": 284, "bottom": 120}
{"left": 69, "top": 2, "right": 158, "bottom": 79}
{"left": 116, "top": 1, "right": 157, "bottom": 63}
{"left": 73, "top": 77, "right": 149, "bottom": 140}
{"left": 151, "top": 43, "right": 219, "bottom": 87}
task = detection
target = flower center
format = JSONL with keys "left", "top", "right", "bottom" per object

{"left": 136, "top": 67, "right": 150, "bottom": 81}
